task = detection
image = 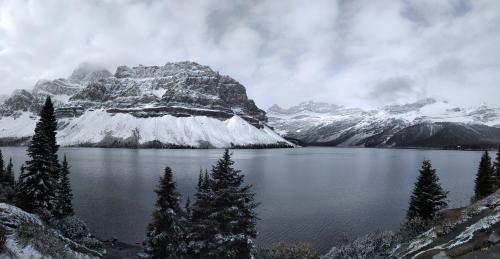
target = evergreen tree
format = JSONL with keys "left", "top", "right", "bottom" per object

{"left": 147, "top": 167, "right": 186, "bottom": 259}
{"left": 15, "top": 97, "right": 60, "bottom": 213}
{"left": 187, "top": 170, "right": 218, "bottom": 258}
{"left": 185, "top": 196, "right": 191, "bottom": 218}
{"left": 0, "top": 149, "right": 4, "bottom": 182}
{"left": 54, "top": 155, "right": 74, "bottom": 217}
{"left": 0, "top": 153, "right": 15, "bottom": 203}
{"left": 493, "top": 149, "right": 500, "bottom": 188}
{"left": 209, "top": 149, "right": 258, "bottom": 258}
{"left": 407, "top": 160, "right": 448, "bottom": 221}
{"left": 474, "top": 151, "right": 495, "bottom": 200}
{"left": 4, "top": 158, "right": 15, "bottom": 187}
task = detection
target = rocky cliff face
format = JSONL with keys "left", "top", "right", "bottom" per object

{"left": 268, "top": 100, "right": 500, "bottom": 148}
{"left": 0, "top": 62, "right": 288, "bottom": 148}
{"left": 1, "top": 62, "right": 266, "bottom": 123}
{"left": 67, "top": 61, "right": 266, "bottom": 123}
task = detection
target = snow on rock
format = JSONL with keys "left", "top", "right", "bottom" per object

{"left": 0, "top": 203, "right": 101, "bottom": 259}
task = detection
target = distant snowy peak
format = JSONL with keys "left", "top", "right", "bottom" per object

{"left": 69, "top": 62, "right": 113, "bottom": 83}
{"left": 268, "top": 99, "right": 500, "bottom": 148}
{"left": 269, "top": 101, "right": 343, "bottom": 115}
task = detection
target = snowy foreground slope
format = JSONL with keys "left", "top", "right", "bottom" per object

{"left": 0, "top": 62, "right": 290, "bottom": 148}
{"left": 390, "top": 190, "right": 500, "bottom": 258}
{"left": 268, "top": 99, "right": 500, "bottom": 148}
{"left": 0, "top": 203, "right": 102, "bottom": 259}
{"left": 322, "top": 190, "right": 500, "bottom": 258}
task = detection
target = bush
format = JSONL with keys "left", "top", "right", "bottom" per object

{"left": 58, "top": 216, "right": 90, "bottom": 240}
{"left": 56, "top": 216, "right": 104, "bottom": 253}
{"left": 400, "top": 217, "right": 433, "bottom": 241}
{"left": 257, "top": 243, "right": 320, "bottom": 259}
{"left": 15, "top": 221, "right": 67, "bottom": 259}
{"left": 322, "top": 231, "right": 397, "bottom": 259}
{"left": 0, "top": 184, "right": 15, "bottom": 204}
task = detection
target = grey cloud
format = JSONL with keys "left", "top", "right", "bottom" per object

{"left": 367, "top": 76, "right": 418, "bottom": 103}
{"left": 0, "top": 0, "right": 499, "bottom": 109}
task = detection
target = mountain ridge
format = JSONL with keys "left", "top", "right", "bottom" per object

{"left": 268, "top": 100, "right": 500, "bottom": 148}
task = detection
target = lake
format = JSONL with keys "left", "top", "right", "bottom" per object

{"left": 1, "top": 147, "right": 485, "bottom": 253}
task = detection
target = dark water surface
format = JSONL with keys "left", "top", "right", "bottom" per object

{"left": 1, "top": 147, "right": 484, "bottom": 253}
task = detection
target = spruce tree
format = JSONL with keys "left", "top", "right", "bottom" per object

{"left": 55, "top": 155, "right": 74, "bottom": 217}
{"left": 187, "top": 170, "right": 218, "bottom": 258}
{"left": 0, "top": 149, "right": 4, "bottom": 182}
{"left": 4, "top": 158, "right": 15, "bottom": 187}
{"left": 147, "top": 167, "right": 186, "bottom": 259}
{"left": 407, "top": 160, "right": 448, "bottom": 221}
{"left": 474, "top": 151, "right": 495, "bottom": 200}
{"left": 493, "top": 149, "right": 500, "bottom": 188}
{"left": 16, "top": 97, "right": 60, "bottom": 213}
{"left": 209, "top": 149, "right": 258, "bottom": 258}
{"left": 185, "top": 196, "right": 191, "bottom": 218}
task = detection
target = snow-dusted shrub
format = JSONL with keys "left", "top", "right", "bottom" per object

{"left": 257, "top": 243, "right": 320, "bottom": 259}
{"left": 400, "top": 217, "right": 432, "bottom": 241}
{"left": 35, "top": 213, "right": 104, "bottom": 254}
{"left": 322, "top": 231, "right": 397, "bottom": 259}
{"left": 57, "top": 216, "right": 104, "bottom": 253}
{"left": 0, "top": 184, "right": 15, "bottom": 203}
{"left": 15, "top": 220, "right": 67, "bottom": 259}
{"left": 58, "top": 216, "right": 90, "bottom": 240}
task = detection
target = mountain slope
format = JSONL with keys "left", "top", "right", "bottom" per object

{"left": 268, "top": 100, "right": 500, "bottom": 148}
{"left": 0, "top": 62, "right": 290, "bottom": 148}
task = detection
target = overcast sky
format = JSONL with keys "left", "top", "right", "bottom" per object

{"left": 0, "top": 0, "right": 499, "bottom": 109}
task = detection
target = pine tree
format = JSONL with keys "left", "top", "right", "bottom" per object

{"left": 147, "top": 167, "right": 186, "bottom": 259}
{"left": 4, "top": 158, "right": 15, "bottom": 187}
{"left": 0, "top": 149, "right": 4, "bottom": 182}
{"left": 16, "top": 97, "right": 60, "bottom": 213}
{"left": 474, "top": 151, "right": 495, "bottom": 200}
{"left": 0, "top": 152, "right": 15, "bottom": 203}
{"left": 54, "top": 155, "right": 74, "bottom": 217}
{"left": 407, "top": 160, "right": 448, "bottom": 221}
{"left": 187, "top": 170, "right": 218, "bottom": 258}
{"left": 209, "top": 149, "right": 258, "bottom": 258}
{"left": 185, "top": 196, "right": 191, "bottom": 218}
{"left": 493, "top": 149, "right": 500, "bottom": 188}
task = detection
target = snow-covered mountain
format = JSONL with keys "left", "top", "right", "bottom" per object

{"left": 268, "top": 99, "right": 500, "bottom": 148}
{"left": 0, "top": 62, "right": 290, "bottom": 148}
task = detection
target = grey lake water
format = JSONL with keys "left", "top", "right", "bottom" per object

{"left": 1, "top": 147, "right": 486, "bottom": 253}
